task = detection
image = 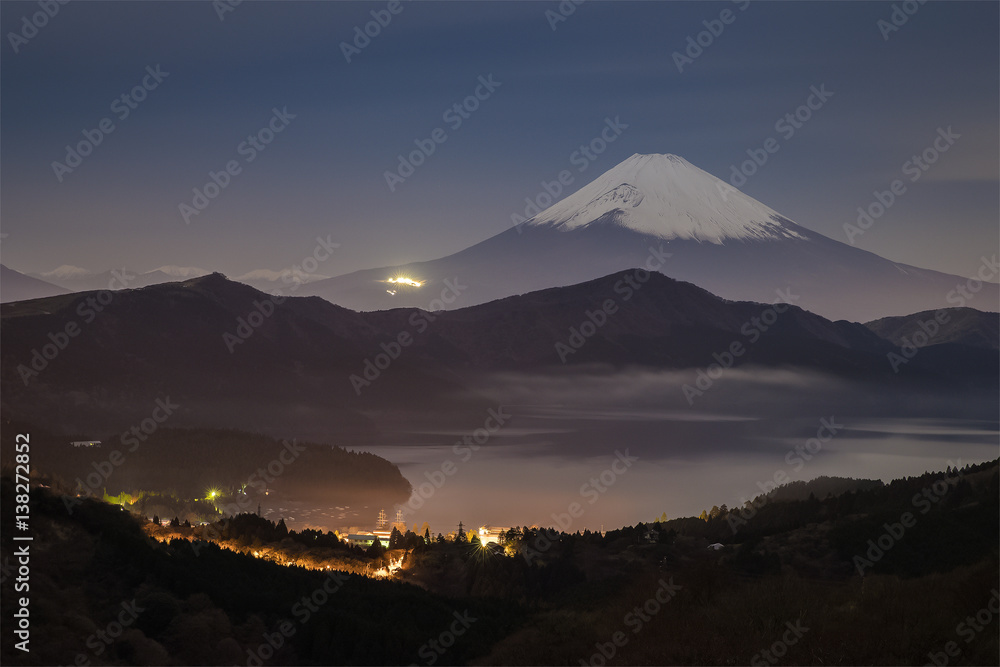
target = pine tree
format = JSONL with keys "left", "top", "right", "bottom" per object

{"left": 366, "top": 538, "right": 385, "bottom": 558}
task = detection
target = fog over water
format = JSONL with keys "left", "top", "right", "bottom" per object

{"left": 358, "top": 368, "right": 999, "bottom": 534}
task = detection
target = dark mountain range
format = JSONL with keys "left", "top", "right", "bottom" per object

{"left": 2, "top": 272, "right": 995, "bottom": 440}
{"left": 865, "top": 307, "right": 999, "bottom": 350}
{"left": 0, "top": 274, "right": 460, "bottom": 441}
{"left": 360, "top": 270, "right": 892, "bottom": 372}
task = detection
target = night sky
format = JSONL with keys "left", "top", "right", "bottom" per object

{"left": 2, "top": 0, "right": 997, "bottom": 280}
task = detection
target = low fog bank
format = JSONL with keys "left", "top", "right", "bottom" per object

{"left": 360, "top": 366, "right": 998, "bottom": 532}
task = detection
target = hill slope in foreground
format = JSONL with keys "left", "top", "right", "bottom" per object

{"left": 1, "top": 460, "right": 996, "bottom": 665}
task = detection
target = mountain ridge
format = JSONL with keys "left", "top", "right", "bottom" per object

{"left": 3, "top": 271, "right": 995, "bottom": 441}
{"left": 0, "top": 264, "right": 70, "bottom": 303}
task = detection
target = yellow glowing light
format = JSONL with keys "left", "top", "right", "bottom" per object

{"left": 206, "top": 488, "right": 220, "bottom": 500}
{"left": 386, "top": 277, "right": 423, "bottom": 287}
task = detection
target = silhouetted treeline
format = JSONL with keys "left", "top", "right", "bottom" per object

{"left": 2, "top": 426, "right": 411, "bottom": 506}
{"left": 0, "top": 480, "right": 519, "bottom": 666}
{"left": 3, "top": 459, "right": 998, "bottom": 666}
{"left": 765, "top": 475, "right": 883, "bottom": 502}
{"left": 498, "top": 460, "right": 999, "bottom": 582}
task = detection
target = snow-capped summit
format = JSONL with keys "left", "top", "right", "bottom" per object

{"left": 526, "top": 153, "right": 805, "bottom": 243}
{"left": 41, "top": 265, "right": 93, "bottom": 280}
{"left": 30, "top": 264, "right": 210, "bottom": 292}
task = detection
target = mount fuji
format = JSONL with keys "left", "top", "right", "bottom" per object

{"left": 300, "top": 153, "right": 997, "bottom": 321}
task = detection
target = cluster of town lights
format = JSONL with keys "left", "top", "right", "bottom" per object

{"left": 387, "top": 277, "right": 423, "bottom": 287}
{"left": 385, "top": 276, "right": 423, "bottom": 294}
{"left": 146, "top": 522, "right": 405, "bottom": 579}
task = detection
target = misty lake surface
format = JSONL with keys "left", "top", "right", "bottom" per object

{"left": 356, "top": 369, "right": 1000, "bottom": 534}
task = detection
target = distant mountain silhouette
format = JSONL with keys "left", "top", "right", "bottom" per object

{"left": 3, "top": 272, "right": 995, "bottom": 439}
{"left": 1, "top": 264, "right": 69, "bottom": 303}
{"left": 865, "top": 307, "right": 999, "bottom": 350}
{"left": 357, "top": 271, "right": 997, "bottom": 384}
{"left": 0, "top": 273, "right": 460, "bottom": 441}
{"left": 28, "top": 265, "right": 210, "bottom": 292}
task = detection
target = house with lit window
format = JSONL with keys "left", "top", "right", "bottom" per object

{"left": 344, "top": 532, "right": 390, "bottom": 549}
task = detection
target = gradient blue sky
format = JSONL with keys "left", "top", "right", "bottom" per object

{"left": 2, "top": 1, "right": 997, "bottom": 279}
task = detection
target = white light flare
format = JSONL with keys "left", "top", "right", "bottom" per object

{"left": 386, "top": 277, "right": 422, "bottom": 288}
